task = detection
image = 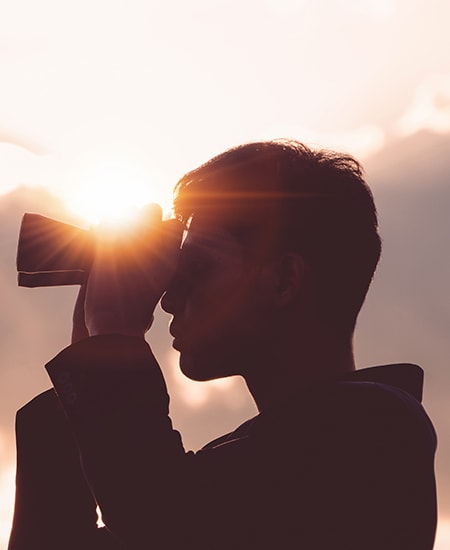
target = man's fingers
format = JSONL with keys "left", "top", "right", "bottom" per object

{"left": 133, "top": 203, "right": 163, "bottom": 240}
{"left": 139, "top": 203, "right": 163, "bottom": 226}
{"left": 83, "top": 208, "right": 183, "bottom": 338}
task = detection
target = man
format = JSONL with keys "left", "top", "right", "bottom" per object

{"left": 9, "top": 140, "right": 437, "bottom": 549}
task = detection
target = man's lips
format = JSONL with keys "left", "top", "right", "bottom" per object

{"left": 169, "top": 321, "right": 185, "bottom": 350}
{"left": 169, "top": 321, "right": 181, "bottom": 339}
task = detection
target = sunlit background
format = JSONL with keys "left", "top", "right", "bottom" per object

{"left": 1, "top": 0, "right": 450, "bottom": 547}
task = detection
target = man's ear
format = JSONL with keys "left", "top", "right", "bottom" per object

{"left": 274, "top": 252, "right": 306, "bottom": 306}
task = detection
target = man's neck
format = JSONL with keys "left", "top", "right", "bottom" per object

{"left": 244, "top": 333, "right": 356, "bottom": 412}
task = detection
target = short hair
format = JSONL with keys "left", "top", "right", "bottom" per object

{"left": 173, "top": 139, "right": 381, "bottom": 338}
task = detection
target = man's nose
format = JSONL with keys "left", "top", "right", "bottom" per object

{"left": 160, "top": 288, "right": 174, "bottom": 314}
{"left": 161, "top": 280, "right": 185, "bottom": 315}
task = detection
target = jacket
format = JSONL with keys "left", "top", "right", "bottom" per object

{"left": 9, "top": 335, "right": 438, "bottom": 549}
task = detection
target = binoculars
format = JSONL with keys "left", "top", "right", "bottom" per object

{"left": 17, "top": 210, "right": 178, "bottom": 287}
{"left": 17, "top": 213, "right": 96, "bottom": 287}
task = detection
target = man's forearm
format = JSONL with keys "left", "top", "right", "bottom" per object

{"left": 45, "top": 335, "right": 189, "bottom": 548}
{"left": 8, "top": 390, "right": 105, "bottom": 550}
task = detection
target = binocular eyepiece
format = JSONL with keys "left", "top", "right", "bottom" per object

{"left": 16, "top": 213, "right": 95, "bottom": 287}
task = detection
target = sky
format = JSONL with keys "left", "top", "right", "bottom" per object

{"left": 1, "top": 0, "right": 450, "bottom": 547}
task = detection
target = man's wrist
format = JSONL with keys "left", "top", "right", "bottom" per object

{"left": 86, "top": 312, "right": 152, "bottom": 339}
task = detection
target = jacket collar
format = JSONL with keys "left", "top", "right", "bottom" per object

{"left": 341, "top": 364, "right": 424, "bottom": 402}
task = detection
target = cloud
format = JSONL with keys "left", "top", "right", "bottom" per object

{"left": 315, "top": 124, "right": 385, "bottom": 159}
{"left": 162, "top": 348, "right": 249, "bottom": 409}
{"left": 254, "top": 124, "right": 385, "bottom": 160}
{"left": 0, "top": 141, "right": 176, "bottom": 223}
{"left": 0, "top": 462, "right": 15, "bottom": 550}
{"left": 434, "top": 518, "right": 450, "bottom": 550}
{"left": 359, "top": 129, "right": 450, "bottom": 518}
{"left": 0, "top": 142, "right": 60, "bottom": 196}
{"left": 397, "top": 74, "right": 450, "bottom": 136}
{"left": 1, "top": 131, "right": 450, "bottom": 545}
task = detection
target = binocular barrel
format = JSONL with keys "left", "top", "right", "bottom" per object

{"left": 17, "top": 213, "right": 94, "bottom": 287}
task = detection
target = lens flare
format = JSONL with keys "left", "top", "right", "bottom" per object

{"left": 68, "top": 158, "right": 173, "bottom": 225}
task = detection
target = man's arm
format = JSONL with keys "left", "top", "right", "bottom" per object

{"left": 10, "top": 210, "right": 186, "bottom": 549}
{"left": 8, "top": 390, "right": 117, "bottom": 550}
{"left": 45, "top": 335, "right": 193, "bottom": 549}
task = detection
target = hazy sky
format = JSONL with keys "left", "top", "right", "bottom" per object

{"left": 1, "top": 0, "right": 450, "bottom": 547}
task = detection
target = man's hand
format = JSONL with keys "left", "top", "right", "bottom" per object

{"left": 72, "top": 205, "right": 183, "bottom": 343}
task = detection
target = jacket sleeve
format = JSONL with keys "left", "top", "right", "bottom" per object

{"left": 44, "top": 335, "right": 192, "bottom": 549}
{"left": 8, "top": 389, "right": 118, "bottom": 550}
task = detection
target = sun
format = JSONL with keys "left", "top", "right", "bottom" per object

{"left": 67, "top": 157, "right": 174, "bottom": 226}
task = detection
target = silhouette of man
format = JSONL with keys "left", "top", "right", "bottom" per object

{"left": 9, "top": 140, "right": 437, "bottom": 549}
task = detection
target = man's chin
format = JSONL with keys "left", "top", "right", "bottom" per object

{"left": 179, "top": 352, "right": 231, "bottom": 382}
{"left": 179, "top": 354, "right": 212, "bottom": 382}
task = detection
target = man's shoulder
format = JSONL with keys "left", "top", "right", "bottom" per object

{"left": 203, "top": 373, "right": 435, "bottom": 450}
{"left": 316, "top": 377, "right": 423, "bottom": 416}
{"left": 251, "top": 375, "right": 437, "bottom": 457}
{"left": 321, "top": 376, "right": 435, "bottom": 441}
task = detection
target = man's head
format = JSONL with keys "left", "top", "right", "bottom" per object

{"left": 162, "top": 140, "right": 381, "bottom": 381}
